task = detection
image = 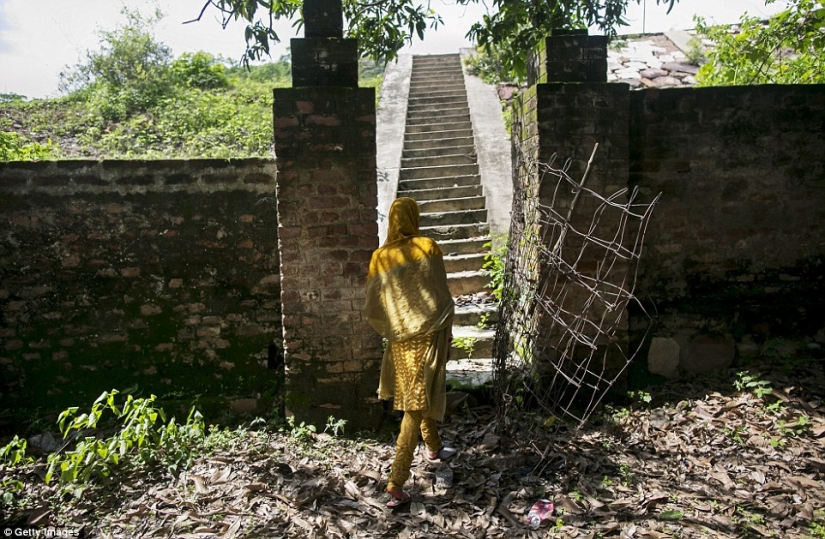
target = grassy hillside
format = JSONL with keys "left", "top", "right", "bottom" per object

{"left": 0, "top": 10, "right": 383, "bottom": 161}
{"left": 1, "top": 61, "right": 382, "bottom": 161}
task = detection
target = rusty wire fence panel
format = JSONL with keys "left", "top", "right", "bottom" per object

{"left": 493, "top": 145, "right": 660, "bottom": 428}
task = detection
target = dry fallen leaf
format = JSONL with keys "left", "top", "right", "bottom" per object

{"left": 3, "top": 358, "right": 824, "bottom": 538}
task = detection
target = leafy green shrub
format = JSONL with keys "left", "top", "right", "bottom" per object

{"left": 324, "top": 416, "right": 348, "bottom": 437}
{"left": 810, "top": 509, "right": 825, "bottom": 538}
{"left": 463, "top": 48, "right": 512, "bottom": 84}
{"left": 1, "top": 478, "right": 25, "bottom": 507}
{"left": 227, "top": 56, "right": 292, "bottom": 85}
{"left": 0, "top": 436, "right": 31, "bottom": 466}
{"left": 44, "top": 389, "right": 205, "bottom": 492}
{"left": 286, "top": 415, "right": 317, "bottom": 445}
{"left": 59, "top": 7, "right": 173, "bottom": 121}
{"left": 171, "top": 52, "right": 230, "bottom": 89}
{"left": 695, "top": 0, "right": 825, "bottom": 86}
{"left": 483, "top": 237, "right": 508, "bottom": 301}
{"left": 733, "top": 370, "right": 773, "bottom": 398}
{"left": 0, "top": 93, "right": 27, "bottom": 104}
{"left": 453, "top": 336, "right": 478, "bottom": 358}
{"left": 1, "top": 15, "right": 384, "bottom": 160}
{"left": 0, "top": 131, "right": 57, "bottom": 161}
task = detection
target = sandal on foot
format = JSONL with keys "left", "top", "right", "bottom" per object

{"left": 426, "top": 446, "right": 457, "bottom": 463}
{"left": 386, "top": 489, "right": 410, "bottom": 508}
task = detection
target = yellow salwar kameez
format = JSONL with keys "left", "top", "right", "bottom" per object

{"left": 363, "top": 197, "right": 455, "bottom": 500}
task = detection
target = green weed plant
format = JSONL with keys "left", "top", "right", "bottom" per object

{"left": 44, "top": 389, "right": 205, "bottom": 492}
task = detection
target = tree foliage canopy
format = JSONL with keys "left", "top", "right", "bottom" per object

{"left": 193, "top": 0, "right": 678, "bottom": 75}
{"left": 191, "top": 0, "right": 443, "bottom": 65}
{"left": 695, "top": 0, "right": 825, "bottom": 86}
{"left": 455, "top": 0, "right": 676, "bottom": 80}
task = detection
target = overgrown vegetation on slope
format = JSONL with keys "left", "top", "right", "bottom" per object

{"left": 0, "top": 8, "right": 383, "bottom": 161}
{"left": 694, "top": 0, "right": 825, "bottom": 86}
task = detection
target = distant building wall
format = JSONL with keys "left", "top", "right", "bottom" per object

{"left": 0, "top": 159, "right": 282, "bottom": 421}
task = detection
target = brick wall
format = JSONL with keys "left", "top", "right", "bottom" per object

{"left": 0, "top": 159, "right": 282, "bottom": 422}
{"left": 513, "top": 34, "right": 825, "bottom": 378}
{"left": 629, "top": 85, "right": 825, "bottom": 369}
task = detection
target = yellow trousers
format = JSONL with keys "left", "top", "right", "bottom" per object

{"left": 387, "top": 410, "right": 441, "bottom": 492}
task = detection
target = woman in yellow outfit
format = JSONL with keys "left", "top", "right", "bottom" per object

{"left": 363, "top": 197, "right": 457, "bottom": 507}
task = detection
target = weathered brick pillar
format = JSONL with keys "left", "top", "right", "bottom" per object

{"left": 273, "top": 0, "right": 383, "bottom": 430}
{"left": 527, "top": 29, "right": 609, "bottom": 86}
{"left": 514, "top": 30, "right": 632, "bottom": 398}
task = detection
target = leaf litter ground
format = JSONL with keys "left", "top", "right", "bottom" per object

{"left": 2, "top": 358, "right": 824, "bottom": 538}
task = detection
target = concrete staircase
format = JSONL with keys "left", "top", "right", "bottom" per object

{"left": 400, "top": 54, "right": 497, "bottom": 385}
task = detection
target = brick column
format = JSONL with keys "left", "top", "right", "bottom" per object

{"left": 273, "top": 0, "right": 382, "bottom": 430}
{"left": 514, "top": 31, "right": 632, "bottom": 397}
{"left": 528, "top": 29, "right": 609, "bottom": 86}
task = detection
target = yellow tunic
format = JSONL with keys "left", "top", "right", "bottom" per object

{"left": 363, "top": 198, "right": 454, "bottom": 420}
{"left": 390, "top": 335, "right": 432, "bottom": 411}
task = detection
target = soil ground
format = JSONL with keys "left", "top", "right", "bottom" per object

{"left": 2, "top": 357, "right": 824, "bottom": 538}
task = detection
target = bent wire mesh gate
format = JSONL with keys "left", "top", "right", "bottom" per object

{"left": 494, "top": 145, "right": 661, "bottom": 427}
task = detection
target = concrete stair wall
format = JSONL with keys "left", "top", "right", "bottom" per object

{"left": 399, "top": 54, "right": 498, "bottom": 378}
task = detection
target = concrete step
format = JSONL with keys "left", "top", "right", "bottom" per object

{"left": 411, "top": 63, "right": 462, "bottom": 71}
{"left": 406, "top": 112, "right": 470, "bottom": 126}
{"left": 444, "top": 251, "right": 486, "bottom": 273}
{"left": 406, "top": 112, "right": 469, "bottom": 124}
{"left": 413, "top": 61, "right": 463, "bottom": 70}
{"left": 446, "top": 358, "right": 494, "bottom": 387}
{"left": 407, "top": 97, "right": 467, "bottom": 109}
{"left": 398, "top": 174, "right": 481, "bottom": 191}
{"left": 400, "top": 163, "right": 479, "bottom": 180}
{"left": 405, "top": 122, "right": 473, "bottom": 135}
{"left": 405, "top": 128, "right": 474, "bottom": 142}
{"left": 408, "top": 94, "right": 468, "bottom": 107}
{"left": 409, "top": 76, "right": 464, "bottom": 85}
{"left": 414, "top": 53, "right": 461, "bottom": 61}
{"left": 408, "top": 85, "right": 465, "bottom": 95}
{"left": 403, "top": 136, "right": 475, "bottom": 152}
{"left": 454, "top": 301, "right": 498, "bottom": 326}
{"left": 447, "top": 270, "right": 491, "bottom": 296}
{"left": 407, "top": 101, "right": 470, "bottom": 117}
{"left": 399, "top": 184, "right": 482, "bottom": 202}
{"left": 403, "top": 144, "right": 474, "bottom": 160}
{"left": 408, "top": 83, "right": 466, "bottom": 94}
{"left": 413, "top": 66, "right": 463, "bottom": 75}
{"left": 401, "top": 153, "right": 476, "bottom": 169}
{"left": 406, "top": 109, "right": 468, "bottom": 122}
{"left": 437, "top": 237, "right": 491, "bottom": 256}
{"left": 413, "top": 60, "right": 462, "bottom": 70}
{"left": 419, "top": 195, "right": 485, "bottom": 213}
{"left": 407, "top": 89, "right": 467, "bottom": 100}
{"left": 450, "top": 325, "right": 495, "bottom": 360}
{"left": 420, "top": 208, "right": 487, "bottom": 228}
{"left": 410, "top": 72, "right": 463, "bottom": 82}
{"left": 421, "top": 222, "right": 489, "bottom": 241}
{"left": 407, "top": 98, "right": 468, "bottom": 111}
{"left": 409, "top": 77, "right": 464, "bottom": 87}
